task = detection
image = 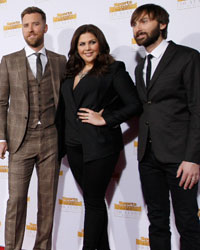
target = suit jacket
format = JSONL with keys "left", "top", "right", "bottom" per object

{"left": 0, "top": 48, "right": 67, "bottom": 153}
{"left": 61, "top": 61, "right": 142, "bottom": 162}
{"left": 135, "top": 41, "right": 200, "bottom": 163}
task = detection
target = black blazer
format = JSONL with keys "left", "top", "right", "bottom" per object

{"left": 135, "top": 41, "right": 200, "bottom": 164}
{"left": 60, "top": 61, "right": 142, "bottom": 162}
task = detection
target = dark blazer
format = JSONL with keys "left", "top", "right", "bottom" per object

{"left": 135, "top": 41, "right": 200, "bottom": 164}
{"left": 61, "top": 60, "right": 142, "bottom": 162}
{"left": 0, "top": 49, "right": 67, "bottom": 153}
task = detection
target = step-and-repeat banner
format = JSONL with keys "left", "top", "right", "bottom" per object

{"left": 0, "top": 0, "right": 199, "bottom": 249}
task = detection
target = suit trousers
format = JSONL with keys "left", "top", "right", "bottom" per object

{"left": 139, "top": 142, "right": 200, "bottom": 250}
{"left": 66, "top": 145, "right": 119, "bottom": 250}
{"left": 5, "top": 125, "right": 60, "bottom": 250}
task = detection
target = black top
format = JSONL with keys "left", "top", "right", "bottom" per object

{"left": 61, "top": 77, "right": 81, "bottom": 146}
{"left": 61, "top": 60, "right": 142, "bottom": 162}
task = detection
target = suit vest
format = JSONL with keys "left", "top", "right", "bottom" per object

{"left": 26, "top": 60, "right": 56, "bottom": 128}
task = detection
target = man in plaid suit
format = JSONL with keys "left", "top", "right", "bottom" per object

{"left": 0, "top": 6, "right": 66, "bottom": 250}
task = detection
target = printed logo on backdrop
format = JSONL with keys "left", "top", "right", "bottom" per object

{"left": 109, "top": 1, "right": 137, "bottom": 19}
{"left": 53, "top": 11, "right": 77, "bottom": 29}
{"left": 27, "top": 196, "right": 30, "bottom": 207}
{"left": 136, "top": 237, "right": 150, "bottom": 249}
{"left": 26, "top": 223, "right": 37, "bottom": 238}
{"left": 198, "top": 209, "right": 200, "bottom": 218}
{"left": 0, "top": 0, "right": 6, "bottom": 10}
{"left": 133, "top": 139, "right": 138, "bottom": 155}
{"left": 78, "top": 229, "right": 84, "bottom": 238}
{"left": 3, "top": 21, "right": 22, "bottom": 37}
{"left": 114, "top": 201, "right": 142, "bottom": 218}
{"left": 0, "top": 165, "right": 8, "bottom": 179}
{"left": 59, "top": 197, "right": 83, "bottom": 213}
{"left": 177, "top": 0, "right": 200, "bottom": 9}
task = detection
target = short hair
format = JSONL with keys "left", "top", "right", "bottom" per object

{"left": 66, "top": 24, "right": 114, "bottom": 76}
{"left": 130, "top": 4, "right": 169, "bottom": 39}
{"left": 21, "top": 6, "right": 46, "bottom": 23}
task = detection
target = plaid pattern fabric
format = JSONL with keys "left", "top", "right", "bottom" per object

{"left": 5, "top": 126, "right": 60, "bottom": 250}
{"left": 0, "top": 49, "right": 67, "bottom": 153}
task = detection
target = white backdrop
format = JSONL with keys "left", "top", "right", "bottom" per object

{"left": 0, "top": 0, "right": 199, "bottom": 249}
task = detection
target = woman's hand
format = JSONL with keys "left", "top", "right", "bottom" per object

{"left": 77, "top": 108, "right": 106, "bottom": 126}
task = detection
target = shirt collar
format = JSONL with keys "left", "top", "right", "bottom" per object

{"left": 145, "top": 39, "right": 169, "bottom": 59}
{"left": 25, "top": 45, "right": 46, "bottom": 58}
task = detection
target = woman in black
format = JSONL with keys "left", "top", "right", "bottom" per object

{"left": 60, "top": 24, "right": 141, "bottom": 250}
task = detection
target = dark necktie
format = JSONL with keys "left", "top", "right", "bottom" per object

{"left": 146, "top": 54, "right": 153, "bottom": 88}
{"left": 35, "top": 53, "right": 43, "bottom": 82}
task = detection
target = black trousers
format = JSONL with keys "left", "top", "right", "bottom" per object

{"left": 66, "top": 145, "right": 119, "bottom": 250}
{"left": 139, "top": 142, "right": 200, "bottom": 250}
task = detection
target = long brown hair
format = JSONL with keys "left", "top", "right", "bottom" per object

{"left": 66, "top": 24, "right": 115, "bottom": 77}
{"left": 130, "top": 4, "right": 169, "bottom": 39}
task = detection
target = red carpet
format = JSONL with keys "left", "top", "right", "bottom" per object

{"left": 0, "top": 247, "right": 4, "bottom": 250}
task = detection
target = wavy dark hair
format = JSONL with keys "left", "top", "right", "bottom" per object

{"left": 130, "top": 4, "right": 169, "bottom": 39}
{"left": 66, "top": 24, "right": 115, "bottom": 77}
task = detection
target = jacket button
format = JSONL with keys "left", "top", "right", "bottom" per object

{"left": 145, "top": 121, "right": 149, "bottom": 125}
{"left": 147, "top": 100, "right": 152, "bottom": 104}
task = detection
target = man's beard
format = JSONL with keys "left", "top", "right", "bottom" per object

{"left": 135, "top": 24, "right": 161, "bottom": 47}
{"left": 25, "top": 35, "right": 44, "bottom": 48}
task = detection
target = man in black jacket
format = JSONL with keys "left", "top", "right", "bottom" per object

{"left": 131, "top": 4, "right": 200, "bottom": 250}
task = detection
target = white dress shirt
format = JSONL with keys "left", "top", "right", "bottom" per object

{"left": 143, "top": 39, "right": 169, "bottom": 85}
{"left": 25, "top": 45, "right": 48, "bottom": 76}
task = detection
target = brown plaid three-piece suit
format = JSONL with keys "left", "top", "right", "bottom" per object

{"left": 0, "top": 49, "right": 66, "bottom": 250}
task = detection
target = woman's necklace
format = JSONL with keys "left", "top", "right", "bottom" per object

{"left": 78, "top": 70, "right": 88, "bottom": 80}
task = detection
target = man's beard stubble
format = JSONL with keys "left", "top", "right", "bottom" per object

{"left": 24, "top": 35, "right": 44, "bottom": 48}
{"left": 135, "top": 24, "right": 161, "bottom": 48}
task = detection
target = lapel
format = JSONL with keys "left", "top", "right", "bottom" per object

{"left": 16, "top": 49, "right": 29, "bottom": 101}
{"left": 147, "top": 41, "right": 177, "bottom": 91}
{"left": 46, "top": 49, "right": 60, "bottom": 109}
{"left": 69, "top": 78, "right": 79, "bottom": 112}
